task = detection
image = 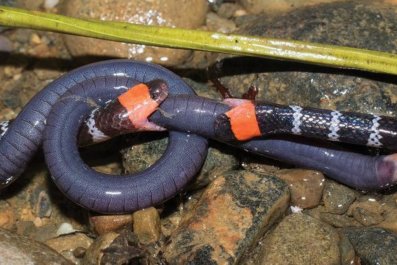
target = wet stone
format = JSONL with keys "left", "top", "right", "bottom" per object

{"left": 61, "top": 0, "right": 208, "bottom": 66}
{"left": 348, "top": 196, "right": 385, "bottom": 226}
{"left": 377, "top": 194, "right": 397, "bottom": 233}
{"left": 99, "top": 229, "right": 161, "bottom": 265}
{"left": 0, "top": 228, "right": 72, "bottom": 265}
{"left": 276, "top": 169, "right": 325, "bottom": 209}
{"left": 90, "top": 214, "right": 133, "bottom": 235}
{"left": 164, "top": 170, "right": 290, "bottom": 264}
{"left": 82, "top": 232, "right": 119, "bottom": 265}
{"left": 33, "top": 190, "right": 52, "bottom": 218}
{"left": 239, "top": 0, "right": 340, "bottom": 15}
{"left": 132, "top": 207, "right": 162, "bottom": 244}
{"left": 322, "top": 180, "right": 357, "bottom": 215}
{"left": 341, "top": 227, "right": 397, "bottom": 264}
{"left": 258, "top": 213, "right": 341, "bottom": 265}
{"left": 2, "top": 162, "right": 88, "bottom": 242}
{"left": 0, "top": 35, "right": 13, "bottom": 53}
{"left": 305, "top": 205, "right": 362, "bottom": 228}
{"left": 338, "top": 232, "right": 358, "bottom": 265}
{"left": 45, "top": 233, "right": 94, "bottom": 264}
{"left": 121, "top": 134, "right": 168, "bottom": 173}
{"left": 0, "top": 202, "right": 16, "bottom": 230}
{"left": 319, "top": 212, "right": 362, "bottom": 228}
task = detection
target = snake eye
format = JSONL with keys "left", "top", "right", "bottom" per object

{"left": 146, "top": 79, "right": 169, "bottom": 103}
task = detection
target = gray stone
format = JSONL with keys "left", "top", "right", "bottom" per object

{"left": 0, "top": 228, "right": 72, "bottom": 265}
{"left": 322, "top": 181, "right": 357, "bottom": 215}
{"left": 341, "top": 227, "right": 397, "bottom": 265}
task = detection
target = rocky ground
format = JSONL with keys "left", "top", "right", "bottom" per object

{"left": 1, "top": 0, "right": 397, "bottom": 264}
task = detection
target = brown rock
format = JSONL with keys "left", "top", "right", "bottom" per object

{"left": 61, "top": 0, "right": 208, "bottom": 66}
{"left": 348, "top": 196, "right": 385, "bottom": 226}
{"left": 90, "top": 214, "right": 133, "bottom": 235}
{"left": 45, "top": 233, "right": 94, "bottom": 263}
{"left": 0, "top": 203, "right": 16, "bottom": 230}
{"left": 322, "top": 180, "right": 357, "bottom": 214}
{"left": 239, "top": 0, "right": 343, "bottom": 15}
{"left": 164, "top": 170, "right": 289, "bottom": 264}
{"left": 259, "top": 213, "right": 341, "bottom": 265}
{"left": 83, "top": 232, "right": 119, "bottom": 265}
{"left": 276, "top": 169, "right": 325, "bottom": 209}
{"left": 338, "top": 232, "right": 357, "bottom": 265}
{"left": 377, "top": 195, "right": 397, "bottom": 233}
{"left": 133, "top": 207, "right": 161, "bottom": 244}
{"left": 0, "top": 228, "right": 72, "bottom": 265}
{"left": 319, "top": 212, "right": 362, "bottom": 228}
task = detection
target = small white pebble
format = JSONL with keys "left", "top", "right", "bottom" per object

{"left": 44, "top": 0, "right": 59, "bottom": 9}
{"left": 56, "top": 222, "right": 78, "bottom": 236}
{"left": 290, "top": 205, "right": 303, "bottom": 213}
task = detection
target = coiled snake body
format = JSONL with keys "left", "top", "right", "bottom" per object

{"left": 0, "top": 60, "right": 396, "bottom": 213}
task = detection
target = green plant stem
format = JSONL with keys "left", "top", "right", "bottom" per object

{"left": 1, "top": 6, "right": 397, "bottom": 75}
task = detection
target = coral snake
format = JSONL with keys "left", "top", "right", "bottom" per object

{"left": 0, "top": 59, "right": 396, "bottom": 213}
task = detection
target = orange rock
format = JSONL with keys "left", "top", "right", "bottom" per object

{"left": 90, "top": 214, "right": 133, "bottom": 235}
{"left": 164, "top": 170, "right": 289, "bottom": 264}
{"left": 276, "top": 169, "right": 325, "bottom": 209}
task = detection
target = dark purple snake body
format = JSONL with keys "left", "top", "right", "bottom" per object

{"left": 0, "top": 59, "right": 396, "bottom": 213}
{"left": 0, "top": 60, "right": 208, "bottom": 213}
{"left": 149, "top": 95, "right": 397, "bottom": 190}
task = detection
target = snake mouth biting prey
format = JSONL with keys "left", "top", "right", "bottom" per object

{"left": 0, "top": 59, "right": 396, "bottom": 213}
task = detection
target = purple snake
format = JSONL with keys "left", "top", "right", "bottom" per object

{"left": 0, "top": 59, "right": 396, "bottom": 213}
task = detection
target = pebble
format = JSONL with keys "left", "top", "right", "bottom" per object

{"left": 56, "top": 223, "right": 81, "bottom": 237}
{"left": 348, "top": 196, "right": 385, "bottom": 226}
{"left": 83, "top": 232, "right": 119, "bottom": 265}
{"left": 305, "top": 205, "right": 361, "bottom": 228}
{"left": 216, "top": 3, "right": 243, "bottom": 19}
{"left": 238, "top": 0, "right": 340, "bottom": 15}
{"left": 0, "top": 228, "right": 72, "bottom": 264}
{"left": 44, "top": 0, "right": 59, "bottom": 9}
{"left": 338, "top": 232, "right": 357, "bottom": 265}
{"left": 164, "top": 170, "right": 289, "bottom": 264}
{"left": 377, "top": 195, "right": 397, "bottom": 233}
{"left": 0, "top": 202, "right": 16, "bottom": 230}
{"left": 90, "top": 214, "right": 133, "bottom": 235}
{"left": 33, "top": 190, "right": 52, "bottom": 218}
{"left": 0, "top": 35, "right": 13, "bottom": 53}
{"left": 45, "top": 233, "right": 94, "bottom": 263}
{"left": 121, "top": 134, "right": 167, "bottom": 173}
{"left": 276, "top": 169, "right": 325, "bottom": 209}
{"left": 3, "top": 165, "right": 88, "bottom": 242}
{"left": 132, "top": 207, "right": 161, "bottom": 244}
{"left": 318, "top": 212, "right": 361, "bottom": 228}
{"left": 341, "top": 227, "right": 397, "bottom": 264}
{"left": 257, "top": 213, "right": 341, "bottom": 265}
{"left": 322, "top": 181, "right": 357, "bottom": 215}
{"left": 61, "top": 0, "right": 208, "bottom": 66}
{"left": 206, "top": 12, "right": 236, "bottom": 33}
